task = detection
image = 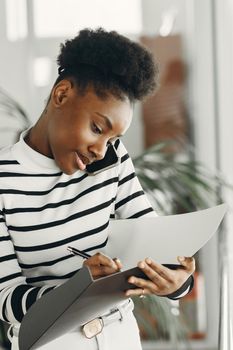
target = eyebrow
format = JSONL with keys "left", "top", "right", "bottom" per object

{"left": 95, "top": 112, "right": 123, "bottom": 137}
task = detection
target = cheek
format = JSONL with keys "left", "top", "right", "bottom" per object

{"left": 48, "top": 122, "right": 73, "bottom": 156}
{"left": 48, "top": 117, "right": 96, "bottom": 154}
{"left": 71, "top": 122, "right": 100, "bottom": 147}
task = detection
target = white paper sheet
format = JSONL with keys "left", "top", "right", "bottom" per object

{"left": 105, "top": 204, "right": 227, "bottom": 269}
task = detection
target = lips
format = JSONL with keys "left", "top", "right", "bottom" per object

{"left": 75, "top": 152, "right": 91, "bottom": 171}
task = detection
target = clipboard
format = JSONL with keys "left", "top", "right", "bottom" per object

{"left": 18, "top": 266, "right": 149, "bottom": 350}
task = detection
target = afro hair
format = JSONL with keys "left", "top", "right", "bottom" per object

{"left": 56, "top": 28, "right": 159, "bottom": 102}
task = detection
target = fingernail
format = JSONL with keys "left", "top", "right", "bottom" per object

{"left": 137, "top": 261, "right": 145, "bottom": 269}
{"left": 129, "top": 277, "right": 135, "bottom": 283}
{"left": 146, "top": 258, "right": 152, "bottom": 264}
{"left": 178, "top": 256, "right": 185, "bottom": 261}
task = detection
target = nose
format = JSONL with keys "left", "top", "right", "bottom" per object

{"left": 89, "top": 141, "right": 107, "bottom": 161}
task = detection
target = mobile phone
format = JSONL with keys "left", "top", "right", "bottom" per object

{"left": 85, "top": 144, "right": 120, "bottom": 175}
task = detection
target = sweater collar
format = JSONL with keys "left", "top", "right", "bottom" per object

{"left": 11, "top": 128, "right": 62, "bottom": 174}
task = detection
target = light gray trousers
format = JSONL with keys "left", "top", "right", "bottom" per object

{"left": 10, "top": 299, "right": 142, "bottom": 350}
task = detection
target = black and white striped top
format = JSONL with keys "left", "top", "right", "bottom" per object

{"left": 0, "top": 129, "right": 157, "bottom": 326}
{"left": 0, "top": 130, "right": 192, "bottom": 327}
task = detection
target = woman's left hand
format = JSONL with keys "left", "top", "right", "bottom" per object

{"left": 125, "top": 256, "right": 195, "bottom": 297}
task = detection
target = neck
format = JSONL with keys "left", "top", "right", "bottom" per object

{"left": 24, "top": 110, "right": 53, "bottom": 158}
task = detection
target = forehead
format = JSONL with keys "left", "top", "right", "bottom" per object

{"left": 73, "top": 88, "right": 133, "bottom": 134}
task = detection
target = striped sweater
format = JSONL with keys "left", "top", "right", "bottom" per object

{"left": 0, "top": 130, "right": 191, "bottom": 327}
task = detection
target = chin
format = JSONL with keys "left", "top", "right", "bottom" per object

{"left": 56, "top": 161, "right": 76, "bottom": 175}
{"left": 63, "top": 163, "right": 80, "bottom": 175}
{"left": 63, "top": 169, "right": 76, "bottom": 175}
{"left": 54, "top": 154, "right": 76, "bottom": 175}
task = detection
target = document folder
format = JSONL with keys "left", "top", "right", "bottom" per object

{"left": 105, "top": 203, "right": 227, "bottom": 268}
{"left": 18, "top": 266, "right": 148, "bottom": 350}
{"left": 18, "top": 203, "right": 227, "bottom": 349}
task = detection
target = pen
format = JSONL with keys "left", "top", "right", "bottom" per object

{"left": 67, "top": 246, "right": 91, "bottom": 259}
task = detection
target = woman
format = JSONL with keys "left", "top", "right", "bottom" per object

{"left": 0, "top": 28, "right": 195, "bottom": 349}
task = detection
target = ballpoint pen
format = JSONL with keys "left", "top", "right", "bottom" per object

{"left": 67, "top": 246, "right": 122, "bottom": 273}
{"left": 67, "top": 246, "right": 91, "bottom": 259}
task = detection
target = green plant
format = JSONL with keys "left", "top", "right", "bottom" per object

{"left": 133, "top": 141, "right": 229, "bottom": 214}
{"left": 133, "top": 294, "right": 191, "bottom": 345}
{"left": 131, "top": 141, "right": 230, "bottom": 347}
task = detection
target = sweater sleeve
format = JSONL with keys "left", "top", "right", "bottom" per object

{"left": 114, "top": 140, "right": 194, "bottom": 298}
{"left": 0, "top": 210, "right": 55, "bottom": 325}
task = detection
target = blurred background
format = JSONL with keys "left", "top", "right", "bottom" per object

{"left": 0, "top": 0, "right": 233, "bottom": 349}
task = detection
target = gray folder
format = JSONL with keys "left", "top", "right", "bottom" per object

{"left": 18, "top": 266, "right": 148, "bottom": 350}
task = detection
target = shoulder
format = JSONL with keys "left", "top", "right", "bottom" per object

{"left": 0, "top": 144, "right": 20, "bottom": 178}
{"left": 113, "top": 139, "right": 129, "bottom": 159}
{"left": 0, "top": 145, "right": 19, "bottom": 165}
{"left": 113, "top": 139, "right": 135, "bottom": 175}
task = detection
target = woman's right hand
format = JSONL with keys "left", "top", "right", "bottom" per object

{"left": 83, "top": 252, "right": 122, "bottom": 279}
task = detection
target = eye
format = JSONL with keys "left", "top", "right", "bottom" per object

{"left": 92, "top": 122, "right": 102, "bottom": 135}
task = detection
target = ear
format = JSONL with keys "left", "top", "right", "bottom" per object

{"left": 51, "top": 80, "right": 73, "bottom": 107}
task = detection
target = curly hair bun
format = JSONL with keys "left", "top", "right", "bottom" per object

{"left": 57, "top": 28, "right": 159, "bottom": 101}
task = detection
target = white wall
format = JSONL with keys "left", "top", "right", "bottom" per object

{"left": 214, "top": 0, "right": 233, "bottom": 346}
{"left": 184, "top": 0, "right": 220, "bottom": 346}
{"left": 185, "top": 0, "right": 233, "bottom": 347}
{"left": 0, "top": 1, "right": 31, "bottom": 146}
{"left": 141, "top": 0, "right": 186, "bottom": 36}
{"left": 0, "top": 1, "right": 29, "bottom": 114}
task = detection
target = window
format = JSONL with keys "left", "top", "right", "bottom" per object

{"left": 33, "top": 0, "right": 142, "bottom": 38}
{"left": 5, "top": 0, "right": 27, "bottom": 41}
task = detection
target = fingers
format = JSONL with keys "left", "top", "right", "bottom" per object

{"left": 88, "top": 265, "right": 121, "bottom": 279}
{"left": 125, "top": 275, "right": 158, "bottom": 297}
{"left": 141, "top": 258, "right": 173, "bottom": 282}
{"left": 126, "top": 257, "right": 196, "bottom": 297}
{"left": 83, "top": 252, "right": 122, "bottom": 278}
{"left": 113, "top": 257, "right": 123, "bottom": 270}
{"left": 85, "top": 252, "right": 117, "bottom": 268}
{"left": 177, "top": 256, "right": 195, "bottom": 274}
{"left": 126, "top": 287, "right": 150, "bottom": 298}
{"left": 125, "top": 260, "right": 169, "bottom": 297}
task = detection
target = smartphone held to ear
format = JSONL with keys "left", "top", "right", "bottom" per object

{"left": 85, "top": 144, "right": 120, "bottom": 175}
